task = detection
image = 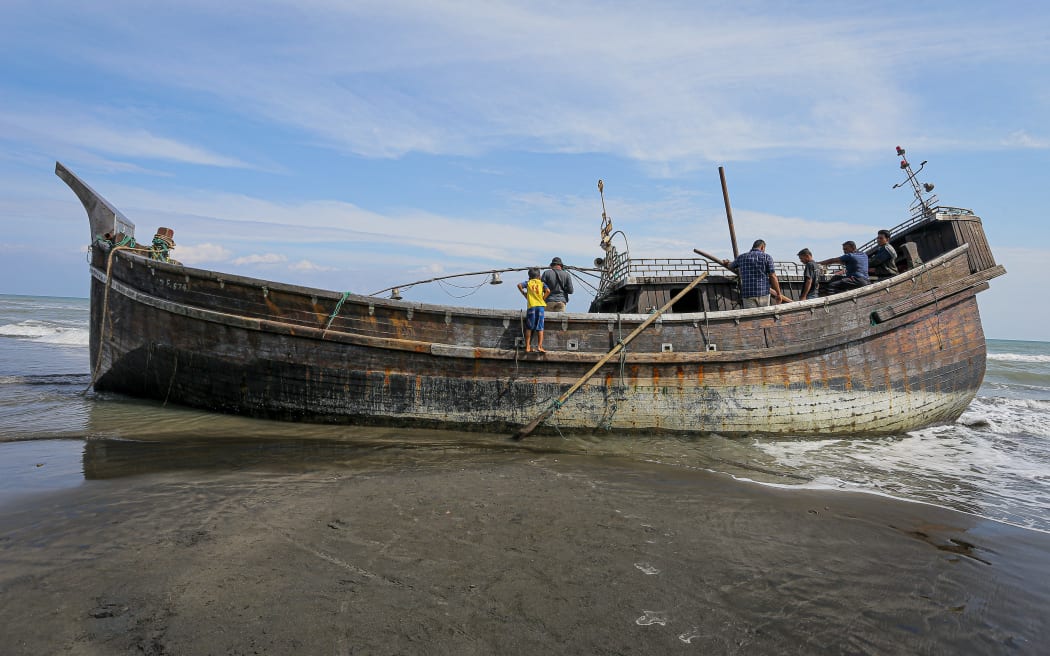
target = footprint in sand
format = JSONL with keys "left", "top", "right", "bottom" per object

{"left": 678, "top": 627, "right": 702, "bottom": 643}
{"left": 635, "top": 610, "right": 668, "bottom": 626}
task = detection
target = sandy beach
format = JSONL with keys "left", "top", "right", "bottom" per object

{"left": 2, "top": 451, "right": 1047, "bottom": 655}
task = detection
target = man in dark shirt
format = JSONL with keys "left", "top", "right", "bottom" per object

{"left": 797, "top": 248, "right": 821, "bottom": 300}
{"left": 820, "top": 241, "right": 869, "bottom": 294}
{"left": 542, "top": 257, "right": 574, "bottom": 312}
{"left": 868, "top": 229, "right": 899, "bottom": 280}
{"left": 722, "top": 239, "right": 783, "bottom": 308}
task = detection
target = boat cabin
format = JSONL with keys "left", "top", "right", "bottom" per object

{"left": 588, "top": 206, "right": 998, "bottom": 314}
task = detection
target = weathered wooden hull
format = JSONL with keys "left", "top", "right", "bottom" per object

{"left": 83, "top": 247, "right": 995, "bottom": 437}
{"left": 63, "top": 162, "right": 1003, "bottom": 437}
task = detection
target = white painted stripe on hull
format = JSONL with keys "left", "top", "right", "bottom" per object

{"left": 358, "top": 386, "right": 976, "bottom": 435}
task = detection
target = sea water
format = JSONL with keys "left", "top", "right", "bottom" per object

{"left": 2, "top": 292, "right": 1049, "bottom": 532}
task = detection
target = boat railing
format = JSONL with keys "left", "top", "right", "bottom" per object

{"left": 599, "top": 197, "right": 981, "bottom": 293}
{"left": 856, "top": 201, "right": 974, "bottom": 253}
{"left": 600, "top": 257, "right": 810, "bottom": 290}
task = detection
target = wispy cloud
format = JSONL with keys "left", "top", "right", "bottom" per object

{"left": 1002, "top": 130, "right": 1050, "bottom": 149}
{"left": 291, "top": 259, "right": 336, "bottom": 272}
{"left": 0, "top": 108, "right": 252, "bottom": 169}
{"left": 12, "top": 1, "right": 1045, "bottom": 169}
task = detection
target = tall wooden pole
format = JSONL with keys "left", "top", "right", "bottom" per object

{"left": 718, "top": 166, "right": 739, "bottom": 259}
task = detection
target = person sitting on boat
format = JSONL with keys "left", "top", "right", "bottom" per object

{"left": 721, "top": 239, "right": 783, "bottom": 309}
{"left": 796, "top": 248, "right": 822, "bottom": 300}
{"left": 820, "top": 241, "right": 869, "bottom": 294}
{"left": 867, "top": 229, "right": 899, "bottom": 280}
{"left": 542, "top": 257, "right": 574, "bottom": 312}
{"left": 517, "top": 267, "right": 550, "bottom": 353}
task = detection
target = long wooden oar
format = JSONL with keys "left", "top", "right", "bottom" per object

{"left": 511, "top": 271, "right": 709, "bottom": 440}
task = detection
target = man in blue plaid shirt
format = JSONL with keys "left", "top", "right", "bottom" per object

{"left": 722, "top": 239, "right": 783, "bottom": 308}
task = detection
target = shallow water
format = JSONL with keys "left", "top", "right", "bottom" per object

{"left": 2, "top": 293, "right": 1050, "bottom": 534}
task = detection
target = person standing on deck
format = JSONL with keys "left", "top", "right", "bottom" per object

{"left": 517, "top": 267, "right": 550, "bottom": 353}
{"left": 820, "top": 241, "right": 869, "bottom": 294}
{"left": 868, "top": 229, "right": 899, "bottom": 280}
{"left": 797, "top": 248, "right": 821, "bottom": 300}
{"left": 721, "top": 239, "right": 783, "bottom": 308}
{"left": 542, "top": 257, "right": 574, "bottom": 312}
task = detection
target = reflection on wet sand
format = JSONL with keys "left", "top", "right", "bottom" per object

{"left": 78, "top": 397, "right": 998, "bottom": 531}
{"left": 80, "top": 435, "right": 567, "bottom": 480}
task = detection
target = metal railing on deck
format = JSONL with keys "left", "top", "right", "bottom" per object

{"left": 856, "top": 201, "right": 973, "bottom": 253}
{"left": 598, "top": 201, "right": 979, "bottom": 295}
{"left": 599, "top": 255, "right": 811, "bottom": 293}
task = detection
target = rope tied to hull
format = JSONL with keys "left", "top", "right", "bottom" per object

{"left": 548, "top": 399, "right": 566, "bottom": 439}
{"left": 322, "top": 291, "right": 352, "bottom": 335}
{"left": 84, "top": 245, "right": 133, "bottom": 394}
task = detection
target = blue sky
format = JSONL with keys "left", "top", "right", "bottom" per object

{"left": 1, "top": 1, "right": 1047, "bottom": 340}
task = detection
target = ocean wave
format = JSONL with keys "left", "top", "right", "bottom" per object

{"left": 954, "top": 396, "right": 1050, "bottom": 437}
{"left": 751, "top": 424, "right": 1050, "bottom": 532}
{"left": 0, "top": 321, "right": 90, "bottom": 347}
{"left": 987, "top": 353, "right": 1050, "bottom": 364}
{"left": 0, "top": 373, "right": 93, "bottom": 386}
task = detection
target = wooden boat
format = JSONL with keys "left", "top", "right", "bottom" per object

{"left": 57, "top": 153, "right": 1004, "bottom": 437}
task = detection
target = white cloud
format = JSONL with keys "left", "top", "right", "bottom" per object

{"left": 175, "top": 242, "right": 233, "bottom": 265}
{"left": 232, "top": 253, "right": 288, "bottom": 266}
{"left": 290, "top": 259, "right": 336, "bottom": 272}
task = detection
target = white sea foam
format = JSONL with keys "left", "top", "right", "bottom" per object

{"left": 738, "top": 396, "right": 1050, "bottom": 533}
{"left": 987, "top": 353, "right": 1050, "bottom": 364}
{"left": 0, "top": 321, "right": 90, "bottom": 347}
{"left": 956, "top": 396, "right": 1050, "bottom": 437}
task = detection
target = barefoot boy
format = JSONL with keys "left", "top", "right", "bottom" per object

{"left": 517, "top": 267, "right": 550, "bottom": 352}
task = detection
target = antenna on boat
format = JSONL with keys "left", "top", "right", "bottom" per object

{"left": 594, "top": 179, "right": 629, "bottom": 287}
{"left": 892, "top": 146, "right": 937, "bottom": 219}
{"left": 598, "top": 179, "right": 613, "bottom": 252}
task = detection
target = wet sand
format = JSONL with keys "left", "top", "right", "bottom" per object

{"left": 1, "top": 451, "right": 1048, "bottom": 655}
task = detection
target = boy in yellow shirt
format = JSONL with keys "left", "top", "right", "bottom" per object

{"left": 517, "top": 267, "right": 550, "bottom": 353}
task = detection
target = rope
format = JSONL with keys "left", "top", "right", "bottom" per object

{"left": 84, "top": 245, "right": 133, "bottom": 394}
{"left": 598, "top": 313, "right": 628, "bottom": 431}
{"left": 702, "top": 304, "right": 711, "bottom": 349}
{"left": 150, "top": 236, "right": 175, "bottom": 262}
{"left": 438, "top": 278, "right": 491, "bottom": 290}
{"left": 616, "top": 314, "right": 628, "bottom": 389}
{"left": 548, "top": 399, "right": 566, "bottom": 439}
{"left": 322, "top": 292, "right": 352, "bottom": 334}
{"left": 517, "top": 309, "right": 525, "bottom": 366}
{"left": 567, "top": 269, "right": 599, "bottom": 298}
{"left": 163, "top": 352, "right": 178, "bottom": 406}
{"left": 436, "top": 278, "right": 488, "bottom": 299}
{"left": 932, "top": 296, "right": 944, "bottom": 350}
